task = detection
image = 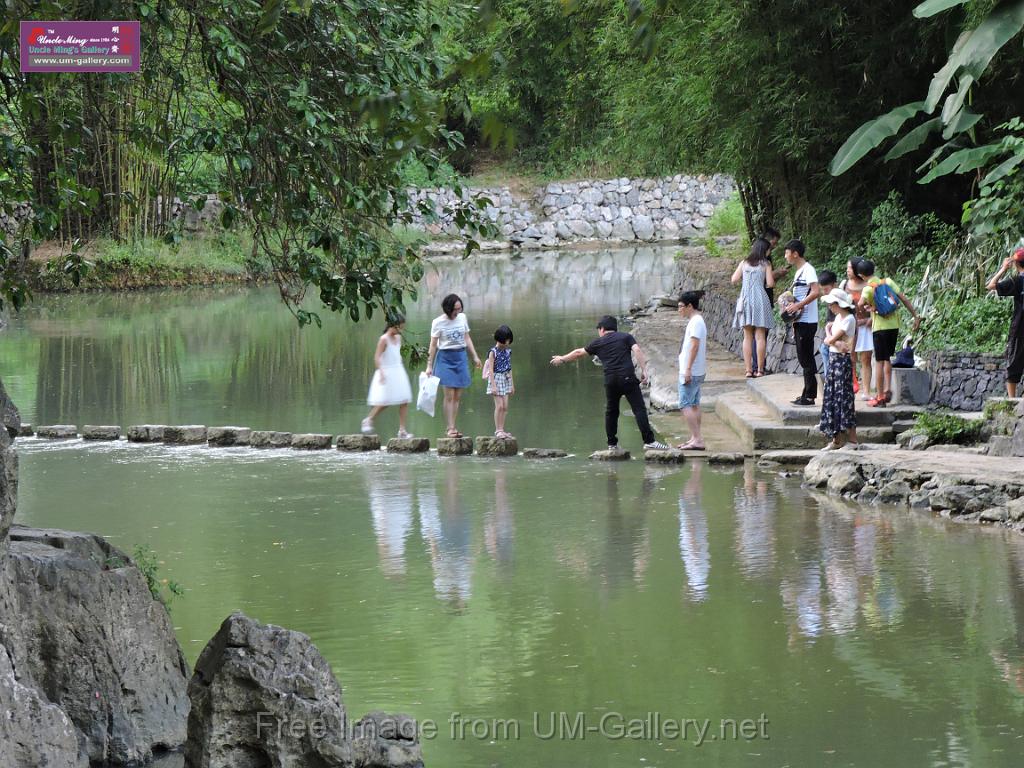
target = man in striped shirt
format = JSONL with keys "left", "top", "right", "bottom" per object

{"left": 781, "top": 239, "right": 821, "bottom": 406}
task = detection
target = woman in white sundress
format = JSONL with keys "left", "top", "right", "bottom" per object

{"left": 731, "top": 239, "right": 776, "bottom": 377}
{"left": 362, "top": 313, "right": 414, "bottom": 438}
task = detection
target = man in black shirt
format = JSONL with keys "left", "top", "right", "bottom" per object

{"left": 987, "top": 247, "right": 1024, "bottom": 397}
{"left": 551, "top": 315, "right": 669, "bottom": 452}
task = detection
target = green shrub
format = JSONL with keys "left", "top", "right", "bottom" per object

{"left": 705, "top": 195, "right": 746, "bottom": 238}
{"left": 914, "top": 413, "right": 984, "bottom": 445}
{"left": 918, "top": 294, "right": 1008, "bottom": 354}
{"left": 132, "top": 544, "right": 185, "bottom": 607}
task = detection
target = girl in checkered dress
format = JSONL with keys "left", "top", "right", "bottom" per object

{"left": 485, "top": 325, "right": 515, "bottom": 439}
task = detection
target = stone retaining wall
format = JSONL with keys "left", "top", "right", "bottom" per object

{"left": 670, "top": 249, "right": 819, "bottom": 376}
{"left": 928, "top": 351, "right": 1006, "bottom": 410}
{"left": 408, "top": 174, "right": 734, "bottom": 248}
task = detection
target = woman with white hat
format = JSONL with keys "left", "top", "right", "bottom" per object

{"left": 819, "top": 288, "right": 858, "bottom": 450}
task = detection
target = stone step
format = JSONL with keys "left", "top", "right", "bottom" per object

{"left": 746, "top": 376, "right": 922, "bottom": 427}
{"left": 36, "top": 425, "right": 78, "bottom": 439}
{"left": 82, "top": 425, "right": 121, "bottom": 441}
{"left": 127, "top": 425, "right": 166, "bottom": 443}
{"left": 474, "top": 436, "right": 519, "bottom": 457}
{"left": 291, "top": 433, "right": 333, "bottom": 450}
{"left": 644, "top": 448, "right": 686, "bottom": 463}
{"left": 250, "top": 431, "right": 292, "bottom": 448}
{"left": 387, "top": 437, "right": 430, "bottom": 453}
{"left": 590, "top": 448, "right": 631, "bottom": 461}
{"left": 336, "top": 434, "right": 381, "bottom": 452}
{"left": 437, "top": 437, "right": 474, "bottom": 456}
{"left": 207, "top": 426, "right": 251, "bottom": 447}
{"left": 163, "top": 425, "right": 207, "bottom": 445}
{"left": 715, "top": 392, "right": 895, "bottom": 451}
{"left": 523, "top": 448, "right": 568, "bottom": 459}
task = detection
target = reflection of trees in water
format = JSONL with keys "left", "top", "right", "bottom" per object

{"left": 35, "top": 331, "right": 183, "bottom": 424}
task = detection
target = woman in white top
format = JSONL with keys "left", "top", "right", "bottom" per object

{"left": 819, "top": 289, "right": 858, "bottom": 449}
{"left": 426, "top": 293, "right": 482, "bottom": 438}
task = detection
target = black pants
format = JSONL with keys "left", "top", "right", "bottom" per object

{"left": 604, "top": 374, "right": 655, "bottom": 446}
{"left": 794, "top": 322, "right": 819, "bottom": 400}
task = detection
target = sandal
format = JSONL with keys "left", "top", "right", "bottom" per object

{"left": 867, "top": 395, "right": 886, "bottom": 408}
{"left": 446, "top": 428, "right": 463, "bottom": 438}
{"left": 495, "top": 430, "right": 515, "bottom": 440}
{"left": 745, "top": 371, "right": 754, "bottom": 378}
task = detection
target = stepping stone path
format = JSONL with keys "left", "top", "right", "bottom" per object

{"left": 82, "top": 426, "right": 121, "bottom": 441}
{"left": 387, "top": 437, "right": 430, "bottom": 453}
{"left": 437, "top": 437, "right": 474, "bottom": 456}
{"left": 36, "top": 425, "right": 77, "bottom": 439}
{"left": 207, "top": 427, "right": 251, "bottom": 447}
{"left": 291, "top": 433, "right": 333, "bottom": 450}
{"left": 590, "top": 448, "right": 630, "bottom": 461}
{"left": 127, "top": 425, "right": 166, "bottom": 443}
{"left": 250, "top": 431, "right": 292, "bottom": 448}
{"left": 474, "top": 436, "right": 519, "bottom": 457}
{"left": 522, "top": 448, "right": 568, "bottom": 459}
{"left": 644, "top": 449, "right": 686, "bottom": 463}
{"left": 708, "top": 452, "right": 745, "bottom": 465}
{"left": 163, "top": 425, "right": 207, "bottom": 444}
{"left": 336, "top": 435, "right": 381, "bottom": 452}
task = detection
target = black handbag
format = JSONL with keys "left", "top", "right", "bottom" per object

{"left": 892, "top": 337, "right": 915, "bottom": 368}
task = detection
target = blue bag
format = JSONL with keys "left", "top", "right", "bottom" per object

{"left": 872, "top": 280, "right": 900, "bottom": 317}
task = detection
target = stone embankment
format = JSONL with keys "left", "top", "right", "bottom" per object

{"left": 928, "top": 351, "right": 1006, "bottom": 411}
{"left": 804, "top": 448, "right": 1024, "bottom": 532}
{"left": 0, "top": 381, "right": 424, "bottom": 768}
{"left": 410, "top": 175, "right": 734, "bottom": 250}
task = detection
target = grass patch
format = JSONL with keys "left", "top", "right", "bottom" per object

{"left": 914, "top": 412, "right": 984, "bottom": 445}
{"left": 701, "top": 194, "right": 748, "bottom": 260}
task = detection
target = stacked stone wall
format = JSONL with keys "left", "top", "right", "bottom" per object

{"left": 407, "top": 174, "right": 734, "bottom": 248}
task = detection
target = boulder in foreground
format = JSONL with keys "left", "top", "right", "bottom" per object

{"left": 186, "top": 612, "right": 422, "bottom": 768}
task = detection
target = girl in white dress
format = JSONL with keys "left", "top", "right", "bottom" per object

{"left": 362, "top": 314, "right": 414, "bottom": 437}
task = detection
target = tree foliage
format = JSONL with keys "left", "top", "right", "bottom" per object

{"left": 0, "top": 0, "right": 494, "bottom": 320}
{"left": 446, "top": 0, "right": 974, "bottom": 251}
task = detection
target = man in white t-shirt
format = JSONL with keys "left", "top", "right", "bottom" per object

{"left": 677, "top": 290, "right": 708, "bottom": 450}
{"left": 781, "top": 239, "right": 820, "bottom": 406}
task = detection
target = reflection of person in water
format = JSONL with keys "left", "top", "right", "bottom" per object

{"left": 484, "top": 465, "right": 515, "bottom": 567}
{"left": 678, "top": 463, "right": 710, "bottom": 601}
{"left": 418, "top": 463, "right": 474, "bottom": 608}
{"left": 780, "top": 497, "right": 823, "bottom": 645}
{"left": 734, "top": 464, "right": 776, "bottom": 578}
{"left": 991, "top": 540, "right": 1024, "bottom": 694}
{"left": 600, "top": 470, "right": 654, "bottom": 594}
{"left": 366, "top": 465, "right": 413, "bottom": 577}
{"left": 819, "top": 507, "right": 858, "bottom": 636}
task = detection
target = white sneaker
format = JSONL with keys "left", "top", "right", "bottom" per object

{"left": 606, "top": 444, "right": 626, "bottom": 455}
{"left": 396, "top": 429, "right": 413, "bottom": 439}
{"left": 644, "top": 441, "right": 670, "bottom": 451}
{"left": 361, "top": 418, "right": 375, "bottom": 435}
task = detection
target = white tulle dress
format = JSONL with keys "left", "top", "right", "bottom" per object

{"left": 367, "top": 335, "right": 413, "bottom": 406}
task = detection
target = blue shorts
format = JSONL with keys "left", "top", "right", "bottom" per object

{"left": 678, "top": 375, "right": 705, "bottom": 409}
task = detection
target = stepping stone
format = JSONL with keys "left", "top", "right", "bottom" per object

{"left": 474, "top": 436, "right": 519, "bottom": 457}
{"left": 523, "top": 448, "right": 568, "bottom": 459}
{"left": 336, "top": 434, "right": 382, "bottom": 452}
{"left": 207, "top": 426, "right": 252, "bottom": 447}
{"left": 17, "top": 424, "right": 33, "bottom": 437}
{"left": 590, "top": 449, "right": 631, "bottom": 461}
{"left": 127, "top": 425, "right": 166, "bottom": 443}
{"left": 644, "top": 448, "right": 686, "bottom": 463}
{"left": 250, "top": 431, "right": 292, "bottom": 448}
{"left": 36, "top": 425, "right": 78, "bottom": 439}
{"left": 291, "top": 433, "right": 333, "bottom": 450}
{"left": 387, "top": 437, "right": 430, "bottom": 453}
{"left": 437, "top": 437, "right": 474, "bottom": 456}
{"left": 82, "top": 425, "right": 121, "bottom": 441}
{"left": 163, "top": 425, "right": 207, "bottom": 445}
{"left": 708, "top": 452, "right": 745, "bottom": 465}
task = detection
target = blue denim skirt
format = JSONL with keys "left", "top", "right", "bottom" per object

{"left": 436, "top": 347, "right": 471, "bottom": 388}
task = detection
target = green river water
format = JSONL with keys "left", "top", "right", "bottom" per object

{"left": 3, "top": 246, "right": 1024, "bottom": 766}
